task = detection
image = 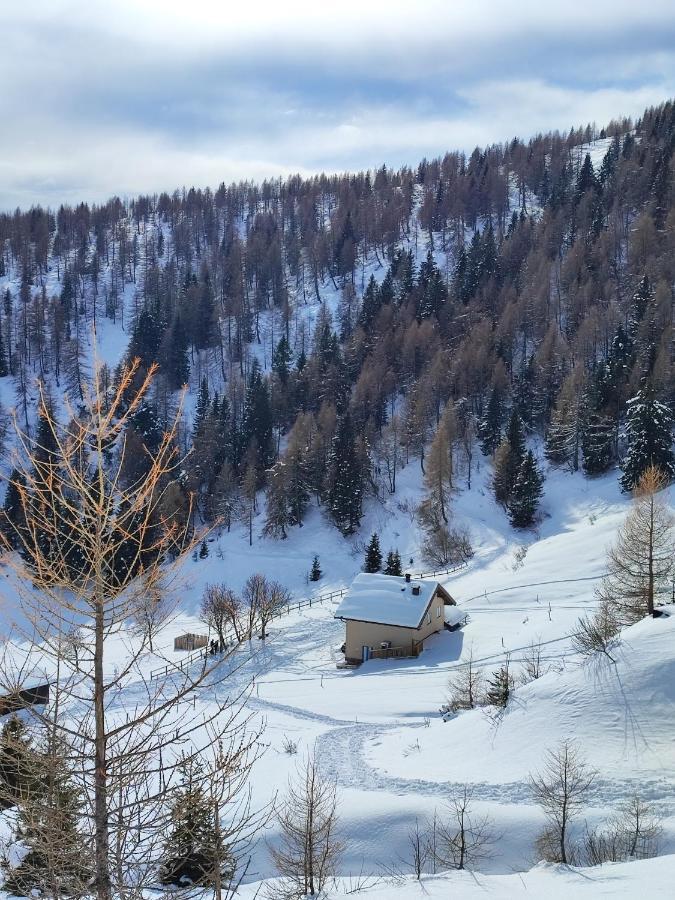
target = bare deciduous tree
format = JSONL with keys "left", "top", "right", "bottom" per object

{"left": 201, "top": 583, "right": 241, "bottom": 647}
{"left": 572, "top": 603, "right": 621, "bottom": 662}
{"left": 530, "top": 741, "right": 596, "bottom": 864}
{"left": 243, "top": 574, "right": 291, "bottom": 640}
{"left": 435, "top": 786, "right": 495, "bottom": 870}
{"left": 520, "top": 638, "right": 547, "bottom": 683}
{"left": 404, "top": 817, "right": 431, "bottom": 880}
{"left": 0, "top": 361, "right": 260, "bottom": 899}
{"left": 582, "top": 795, "right": 663, "bottom": 866}
{"left": 269, "top": 752, "right": 342, "bottom": 899}
{"left": 443, "top": 649, "right": 483, "bottom": 713}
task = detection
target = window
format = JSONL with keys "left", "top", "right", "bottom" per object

{"left": 437, "top": 605, "right": 442, "bottom": 618}
{"left": 426, "top": 611, "right": 431, "bottom": 625}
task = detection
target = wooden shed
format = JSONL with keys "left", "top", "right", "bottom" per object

{"left": 173, "top": 633, "right": 208, "bottom": 652}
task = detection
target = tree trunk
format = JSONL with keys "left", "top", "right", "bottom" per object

{"left": 94, "top": 597, "right": 111, "bottom": 900}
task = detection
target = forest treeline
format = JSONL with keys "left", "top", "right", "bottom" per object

{"left": 1, "top": 100, "right": 674, "bottom": 551}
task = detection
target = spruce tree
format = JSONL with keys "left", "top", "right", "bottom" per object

{"left": 263, "top": 459, "right": 291, "bottom": 538}
{"left": 485, "top": 658, "right": 513, "bottom": 709}
{"left": 242, "top": 360, "right": 274, "bottom": 469}
{"left": 581, "top": 412, "right": 615, "bottom": 476}
{"left": 417, "top": 250, "right": 447, "bottom": 320}
{"left": 2, "top": 469, "right": 27, "bottom": 550}
{"left": 580, "top": 369, "right": 616, "bottom": 476}
{"left": 199, "top": 539, "right": 209, "bottom": 559}
{"left": 272, "top": 335, "right": 292, "bottom": 385}
{"left": 0, "top": 313, "right": 8, "bottom": 378}
{"left": 3, "top": 737, "right": 91, "bottom": 897}
{"left": 545, "top": 376, "right": 582, "bottom": 471}
{"left": 479, "top": 386, "right": 503, "bottom": 456}
{"left": 164, "top": 313, "right": 190, "bottom": 390}
{"left": 159, "top": 759, "right": 228, "bottom": 887}
{"left": 326, "top": 412, "right": 365, "bottom": 535}
{"left": 0, "top": 717, "right": 35, "bottom": 810}
{"left": 576, "top": 152, "right": 599, "bottom": 197}
{"left": 620, "top": 385, "right": 675, "bottom": 492}
{"left": 384, "top": 549, "right": 402, "bottom": 576}
{"left": 508, "top": 451, "right": 544, "bottom": 528}
{"left": 128, "top": 306, "right": 161, "bottom": 369}
{"left": 493, "top": 410, "right": 525, "bottom": 506}
{"left": 364, "top": 533, "right": 382, "bottom": 573}
{"left": 358, "top": 275, "right": 381, "bottom": 331}
{"left": 309, "top": 555, "right": 322, "bottom": 582}
{"left": 193, "top": 377, "right": 210, "bottom": 441}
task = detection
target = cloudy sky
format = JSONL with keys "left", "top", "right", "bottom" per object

{"left": 2, "top": 0, "right": 675, "bottom": 210}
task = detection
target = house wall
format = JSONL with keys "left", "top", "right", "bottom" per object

{"left": 344, "top": 589, "right": 446, "bottom": 662}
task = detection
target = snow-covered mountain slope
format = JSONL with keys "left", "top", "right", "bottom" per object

{"left": 27, "top": 457, "right": 662, "bottom": 890}
{"left": 1, "top": 411, "right": 673, "bottom": 893}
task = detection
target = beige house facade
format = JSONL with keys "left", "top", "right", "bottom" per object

{"left": 335, "top": 572, "right": 456, "bottom": 664}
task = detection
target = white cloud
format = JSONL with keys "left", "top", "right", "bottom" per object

{"left": 1, "top": 2, "right": 674, "bottom": 208}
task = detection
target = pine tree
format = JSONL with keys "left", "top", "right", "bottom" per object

{"left": 199, "top": 539, "right": 209, "bottom": 559}
{"left": 159, "top": 758, "right": 227, "bottom": 887}
{"left": 272, "top": 335, "right": 292, "bottom": 385}
{"left": 364, "top": 533, "right": 382, "bottom": 573}
{"left": 384, "top": 549, "right": 402, "bottom": 576}
{"left": 0, "top": 717, "right": 35, "bottom": 810}
{"left": 485, "top": 657, "right": 513, "bottom": 709}
{"left": 242, "top": 360, "right": 274, "bottom": 469}
{"left": 2, "top": 469, "right": 27, "bottom": 550}
{"left": 326, "top": 412, "right": 366, "bottom": 535}
{"left": 3, "top": 736, "right": 92, "bottom": 897}
{"left": 0, "top": 313, "right": 8, "bottom": 378}
{"left": 263, "top": 459, "right": 291, "bottom": 538}
{"left": 493, "top": 410, "right": 525, "bottom": 506}
{"left": 479, "top": 386, "right": 503, "bottom": 456}
{"left": 620, "top": 384, "right": 675, "bottom": 492}
{"left": 164, "top": 313, "right": 190, "bottom": 390}
{"left": 508, "top": 451, "right": 544, "bottom": 528}
{"left": 309, "top": 555, "right": 322, "bottom": 582}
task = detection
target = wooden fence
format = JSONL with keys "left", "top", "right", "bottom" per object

{"left": 149, "top": 561, "right": 468, "bottom": 680}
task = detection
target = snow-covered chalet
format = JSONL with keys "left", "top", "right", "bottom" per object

{"left": 335, "top": 572, "right": 456, "bottom": 664}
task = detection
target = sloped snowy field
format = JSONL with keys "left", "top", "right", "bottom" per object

{"left": 237, "top": 854, "right": 675, "bottom": 898}
{"left": 1, "top": 421, "right": 674, "bottom": 895}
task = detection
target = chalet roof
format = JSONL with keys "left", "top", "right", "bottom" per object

{"left": 334, "top": 572, "right": 453, "bottom": 629}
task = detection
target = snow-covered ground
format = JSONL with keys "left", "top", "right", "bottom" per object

{"left": 0, "top": 455, "right": 656, "bottom": 895}
{"left": 238, "top": 854, "right": 675, "bottom": 898}
{"left": 3, "top": 432, "right": 674, "bottom": 895}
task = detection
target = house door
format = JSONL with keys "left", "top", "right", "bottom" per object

{"left": 361, "top": 645, "right": 370, "bottom": 663}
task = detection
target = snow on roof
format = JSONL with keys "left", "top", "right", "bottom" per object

{"left": 334, "top": 573, "right": 442, "bottom": 628}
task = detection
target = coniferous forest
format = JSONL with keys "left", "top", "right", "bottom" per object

{"left": 1, "top": 100, "right": 675, "bottom": 551}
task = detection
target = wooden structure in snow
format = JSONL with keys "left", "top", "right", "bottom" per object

{"left": 173, "top": 633, "right": 208, "bottom": 652}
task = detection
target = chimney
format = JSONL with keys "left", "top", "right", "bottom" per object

{"left": 412, "top": 585, "right": 420, "bottom": 596}
{"left": 405, "top": 573, "right": 411, "bottom": 583}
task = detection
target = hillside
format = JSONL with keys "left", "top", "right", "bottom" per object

{"left": 1, "top": 99, "right": 675, "bottom": 897}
